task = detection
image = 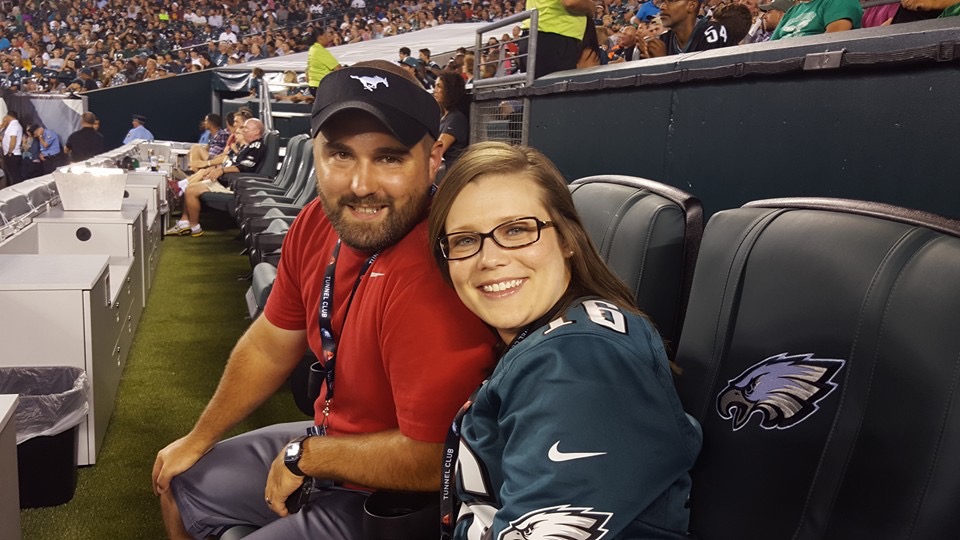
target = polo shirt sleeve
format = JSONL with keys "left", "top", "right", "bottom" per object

{"left": 379, "top": 264, "right": 497, "bottom": 443}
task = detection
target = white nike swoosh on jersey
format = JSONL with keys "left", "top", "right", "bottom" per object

{"left": 370, "top": 272, "right": 385, "bottom": 277}
{"left": 548, "top": 441, "right": 607, "bottom": 462}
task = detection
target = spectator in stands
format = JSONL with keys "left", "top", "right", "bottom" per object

{"left": 435, "top": 71, "right": 470, "bottom": 168}
{"left": 273, "top": 70, "right": 312, "bottom": 103}
{"left": 123, "top": 114, "right": 155, "bottom": 144}
{"left": 21, "top": 125, "right": 44, "bottom": 180}
{"left": 748, "top": 0, "right": 793, "bottom": 42}
{"left": 32, "top": 124, "right": 66, "bottom": 175}
{"left": 1, "top": 111, "right": 24, "bottom": 185}
{"left": 770, "top": 0, "right": 862, "bottom": 39}
{"left": 861, "top": 1, "right": 900, "bottom": 26}
{"left": 1, "top": 59, "right": 24, "bottom": 91}
{"left": 891, "top": 0, "right": 954, "bottom": 23}
{"left": 306, "top": 27, "right": 340, "bottom": 96}
{"left": 519, "top": 0, "right": 596, "bottom": 77}
{"left": 167, "top": 117, "right": 266, "bottom": 237}
{"left": 427, "top": 141, "right": 701, "bottom": 538}
{"left": 187, "top": 114, "right": 229, "bottom": 171}
{"left": 639, "top": 0, "right": 733, "bottom": 57}
{"left": 174, "top": 108, "right": 250, "bottom": 185}
{"left": 608, "top": 24, "right": 642, "bottom": 62}
{"left": 419, "top": 47, "right": 442, "bottom": 84}
{"left": 76, "top": 67, "right": 99, "bottom": 92}
{"left": 641, "top": 15, "right": 666, "bottom": 41}
{"left": 152, "top": 61, "right": 496, "bottom": 538}
{"left": 631, "top": 0, "right": 663, "bottom": 24}
{"left": 248, "top": 67, "right": 266, "bottom": 97}
{"left": 219, "top": 25, "right": 239, "bottom": 44}
{"left": 714, "top": 3, "right": 754, "bottom": 44}
{"left": 65, "top": 112, "right": 105, "bottom": 163}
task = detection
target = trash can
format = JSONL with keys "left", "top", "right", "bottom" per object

{"left": 0, "top": 366, "right": 89, "bottom": 508}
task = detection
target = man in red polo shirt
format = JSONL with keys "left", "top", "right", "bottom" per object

{"left": 152, "top": 60, "right": 497, "bottom": 539}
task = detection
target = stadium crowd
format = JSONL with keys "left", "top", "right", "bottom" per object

{"left": 1, "top": 0, "right": 954, "bottom": 95}
{"left": 0, "top": 0, "right": 529, "bottom": 94}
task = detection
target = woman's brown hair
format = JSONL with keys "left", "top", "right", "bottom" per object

{"left": 427, "top": 141, "right": 641, "bottom": 316}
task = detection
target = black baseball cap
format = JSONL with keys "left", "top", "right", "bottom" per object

{"left": 310, "top": 65, "right": 439, "bottom": 147}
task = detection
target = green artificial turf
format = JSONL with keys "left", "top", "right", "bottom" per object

{"left": 19, "top": 225, "right": 305, "bottom": 539}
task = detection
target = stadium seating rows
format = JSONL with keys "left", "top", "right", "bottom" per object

{"left": 3, "top": 151, "right": 960, "bottom": 538}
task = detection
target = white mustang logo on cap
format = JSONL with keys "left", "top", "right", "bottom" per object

{"left": 351, "top": 75, "right": 389, "bottom": 92}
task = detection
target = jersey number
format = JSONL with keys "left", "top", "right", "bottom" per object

{"left": 705, "top": 25, "right": 728, "bottom": 44}
{"left": 583, "top": 300, "right": 627, "bottom": 334}
{"left": 544, "top": 300, "right": 627, "bottom": 335}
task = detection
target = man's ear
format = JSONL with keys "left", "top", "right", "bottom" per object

{"left": 428, "top": 138, "right": 444, "bottom": 181}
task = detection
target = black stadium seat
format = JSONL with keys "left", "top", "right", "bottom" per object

{"left": 569, "top": 175, "right": 703, "bottom": 352}
{"left": 225, "top": 133, "right": 311, "bottom": 221}
{"left": 674, "top": 198, "right": 960, "bottom": 539}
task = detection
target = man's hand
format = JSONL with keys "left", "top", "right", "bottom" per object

{"left": 639, "top": 37, "right": 667, "bottom": 58}
{"left": 203, "top": 166, "right": 223, "bottom": 180}
{"left": 265, "top": 447, "right": 306, "bottom": 517}
{"left": 152, "top": 435, "right": 213, "bottom": 496}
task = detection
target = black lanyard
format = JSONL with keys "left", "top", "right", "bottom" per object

{"left": 316, "top": 238, "right": 379, "bottom": 433}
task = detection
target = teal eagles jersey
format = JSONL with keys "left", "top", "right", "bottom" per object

{"left": 454, "top": 299, "right": 702, "bottom": 539}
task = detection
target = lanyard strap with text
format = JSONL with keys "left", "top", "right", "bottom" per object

{"left": 439, "top": 325, "right": 536, "bottom": 539}
{"left": 438, "top": 295, "right": 585, "bottom": 538}
{"left": 317, "top": 238, "right": 379, "bottom": 432}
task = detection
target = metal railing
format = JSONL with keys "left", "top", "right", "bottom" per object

{"left": 472, "top": 10, "right": 539, "bottom": 90}
{"left": 470, "top": 10, "right": 538, "bottom": 146}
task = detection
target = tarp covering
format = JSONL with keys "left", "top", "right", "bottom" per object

{"left": 216, "top": 22, "right": 488, "bottom": 75}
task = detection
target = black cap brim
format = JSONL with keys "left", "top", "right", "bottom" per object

{"left": 310, "top": 67, "right": 439, "bottom": 147}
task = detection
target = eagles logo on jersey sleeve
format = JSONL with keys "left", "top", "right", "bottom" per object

{"left": 498, "top": 505, "right": 613, "bottom": 540}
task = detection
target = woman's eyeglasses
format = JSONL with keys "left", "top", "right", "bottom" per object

{"left": 438, "top": 217, "right": 555, "bottom": 261}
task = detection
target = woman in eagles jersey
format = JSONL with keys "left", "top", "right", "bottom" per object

{"left": 427, "top": 142, "right": 702, "bottom": 539}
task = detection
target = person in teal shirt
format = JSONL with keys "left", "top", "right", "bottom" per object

{"left": 771, "top": 0, "right": 863, "bottom": 40}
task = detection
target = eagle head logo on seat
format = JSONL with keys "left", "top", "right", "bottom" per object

{"left": 717, "top": 353, "right": 845, "bottom": 431}
{"left": 498, "top": 505, "right": 613, "bottom": 540}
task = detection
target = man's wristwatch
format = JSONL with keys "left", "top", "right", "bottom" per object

{"left": 283, "top": 435, "right": 311, "bottom": 476}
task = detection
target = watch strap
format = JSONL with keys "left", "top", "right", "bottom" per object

{"left": 284, "top": 435, "right": 310, "bottom": 476}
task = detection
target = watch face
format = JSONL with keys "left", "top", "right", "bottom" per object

{"left": 285, "top": 442, "right": 301, "bottom": 459}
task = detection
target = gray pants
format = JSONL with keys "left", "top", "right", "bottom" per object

{"left": 171, "top": 421, "right": 369, "bottom": 539}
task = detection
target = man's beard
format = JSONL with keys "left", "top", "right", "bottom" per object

{"left": 319, "top": 188, "right": 430, "bottom": 253}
